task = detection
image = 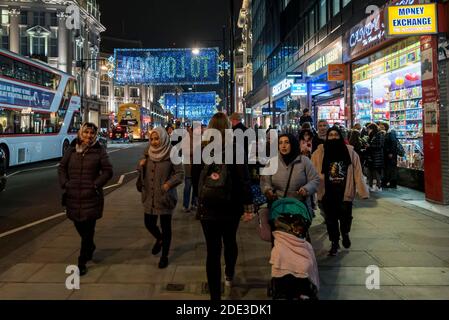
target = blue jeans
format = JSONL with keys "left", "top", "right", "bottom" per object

{"left": 183, "top": 177, "right": 192, "bottom": 209}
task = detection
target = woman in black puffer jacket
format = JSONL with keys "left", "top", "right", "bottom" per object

{"left": 58, "top": 122, "right": 113, "bottom": 276}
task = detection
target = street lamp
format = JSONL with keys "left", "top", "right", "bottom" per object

{"left": 192, "top": 48, "right": 200, "bottom": 55}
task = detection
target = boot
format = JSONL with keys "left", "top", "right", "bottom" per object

{"left": 152, "top": 239, "right": 163, "bottom": 255}
{"left": 342, "top": 233, "right": 351, "bottom": 249}
{"left": 328, "top": 241, "right": 340, "bottom": 256}
{"left": 158, "top": 256, "right": 168, "bottom": 269}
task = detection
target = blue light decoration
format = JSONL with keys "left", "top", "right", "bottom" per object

{"left": 163, "top": 92, "right": 218, "bottom": 122}
{"left": 114, "top": 48, "right": 220, "bottom": 85}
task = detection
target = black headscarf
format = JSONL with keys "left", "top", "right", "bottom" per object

{"left": 322, "top": 126, "right": 352, "bottom": 174}
{"left": 279, "top": 133, "right": 300, "bottom": 166}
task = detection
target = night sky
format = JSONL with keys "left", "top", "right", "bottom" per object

{"left": 97, "top": 0, "right": 243, "bottom": 49}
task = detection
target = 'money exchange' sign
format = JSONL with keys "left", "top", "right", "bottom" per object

{"left": 387, "top": 3, "right": 437, "bottom": 36}
{"left": 114, "top": 48, "right": 219, "bottom": 85}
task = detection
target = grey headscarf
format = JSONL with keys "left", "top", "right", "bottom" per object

{"left": 148, "top": 126, "right": 171, "bottom": 162}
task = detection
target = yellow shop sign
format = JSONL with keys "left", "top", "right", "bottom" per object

{"left": 387, "top": 3, "right": 437, "bottom": 36}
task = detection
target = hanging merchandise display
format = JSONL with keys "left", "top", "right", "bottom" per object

{"left": 352, "top": 38, "right": 423, "bottom": 171}
{"left": 317, "top": 98, "right": 346, "bottom": 126}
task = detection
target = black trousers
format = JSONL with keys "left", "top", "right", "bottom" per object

{"left": 74, "top": 219, "right": 97, "bottom": 265}
{"left": 323, "top": 201, "right": 353, "bottom": 243}
{"left": 201, "top": 218, "right": 240, "bottom": 301}
{"left": 144, "top": 214, "right": 172, "bottom": 257}
{"left": 383, "top": 162, "right": 398, "bottom": 187}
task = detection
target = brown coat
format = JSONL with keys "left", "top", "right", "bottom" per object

{"left": 58, "top": 139, "right": 113, "bottom": 222}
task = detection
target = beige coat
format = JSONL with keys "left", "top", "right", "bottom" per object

{"left": 311, "top": 144, "right": 369, "bottom": 202}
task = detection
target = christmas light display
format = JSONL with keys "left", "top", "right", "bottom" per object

{"left": 114, "top": 48, "right": 219, "bottom": 85}
{"left": 162, "top": 92, "right": 218, "bottom": 121}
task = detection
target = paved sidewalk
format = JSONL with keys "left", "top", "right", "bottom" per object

{"left": 0, "top": 181, "right": 449, "bottom": 300}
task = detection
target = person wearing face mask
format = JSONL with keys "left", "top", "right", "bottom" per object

{"left": 261, "top": 134, "right": 320, "bottom": 232}
{"left": 311, "top": 127, "right": 369, "bottom": 256}
{"left": 58, "top": 122, "right": 113, "bottom": 276}
{"left": 138, "top": 127, "right": 184, "bottom": 269}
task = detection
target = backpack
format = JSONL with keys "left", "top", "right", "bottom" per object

{"left": 197, "top": 163, "right": 233, "bottom": 219}
{"left": 397, "top": 140, "right": 405, "bottom": 157}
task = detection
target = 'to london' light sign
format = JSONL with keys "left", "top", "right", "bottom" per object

{"left": 114, "top": 48, "right": 219, "bottom": 85}
{"left": 387, "top": 3, "right": 437, "bottom": 36}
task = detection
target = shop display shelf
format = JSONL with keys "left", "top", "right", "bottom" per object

{"left": 390, "top": 107, "right": 422, "bottom": 112}
{"left": 389, "top": 97, "right": 422, "bottom": 102}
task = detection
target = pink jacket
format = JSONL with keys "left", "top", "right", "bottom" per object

{"left": 311, "top": 144, "right": 369, "bottom": 202}
{"left": 270, "top": 231, "right": 320, "bottom": 290}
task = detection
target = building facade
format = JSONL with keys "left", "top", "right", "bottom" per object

{"left": 0, "top": 0, "right": 105, "bottom": 125}
{"left": 247, "top": 0, "right": 449, "bottom": 203}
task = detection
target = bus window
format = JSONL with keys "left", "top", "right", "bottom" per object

{"left": 0, "top": 54, "right": 14, "bottom": 78}
{"left": 68, "top": 111, "right": 82, "bottom": 134}
{"left": 14, "top": 61, "right": 30, "bottom": 82}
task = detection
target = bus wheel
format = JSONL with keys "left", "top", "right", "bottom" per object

{"left": 62, "top": 140, "right": 70, "bottom": 156}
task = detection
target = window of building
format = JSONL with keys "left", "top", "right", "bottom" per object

{"left": 308, "top": 9, "right": 315, "bottom": 39}
{"left": 50, "top": 38, "right": 57, "bottom": 57}
{"left": 343, "top": 0, "right": 351, "bottom": 7}
{"left": 20, "top": 11, "right": 28, "bottom": 25}
{"left": 1, "top": 36, "right": 8, "bottom": 49}
{"left": 100, "top": 85, "right": 109, "bottom": 96}
{"left": 333, "top": 0, "right": 341, "bottom": 16}
{"left": 114, "top": 86, "right": 124, "bottom": 97}
{"left": 20, "top": 36, "right": 28, "bottom": 55}
{"left": 319, "top": 0, "right": 327, "bottom": 29}
{"left": 1, "top": 10, "right": 9, "bottom": 25}
{"left": 32, "top": 36, "right": 46, "bottom": 56}
{"left": 50, "top": 12, "right": 57, "bottom": 26}
{"left": 130, "top": 87, "right": 140, "bottom": 98}
{"left": 33, "top": 12, "right": 45, "bottom": 26}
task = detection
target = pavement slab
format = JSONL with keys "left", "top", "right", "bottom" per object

{"left": 0, "top": 263, "right": 45, "bottom": 282}
{"left": 384, "top": 267, "right": 449, "bottom": 285}
{"left": 0, "top": 283, "right": 73, "bottom": 300}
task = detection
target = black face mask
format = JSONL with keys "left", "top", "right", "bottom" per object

{"left": 322, "top": 137, "right": 352, "bottom": 174}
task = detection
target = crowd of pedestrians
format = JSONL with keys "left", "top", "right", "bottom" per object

{"left": 59, "top": 111, "right": 407, "bottom": 300}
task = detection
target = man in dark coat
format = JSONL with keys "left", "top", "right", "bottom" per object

{"left": 299, "top": 108, "right": 313, "bottom": 127}
{"left": 58, "top": 122, "right": 113, "bottom": 275}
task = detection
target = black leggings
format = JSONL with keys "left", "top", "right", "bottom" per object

{"left": 74, "top": 219, "right": 97, "bottom": 264}
{"left": 144, "top": 214, "right": 172, "bottom": 257}
{"left": 201, "top": 218, "right": 240, "bottom": 301}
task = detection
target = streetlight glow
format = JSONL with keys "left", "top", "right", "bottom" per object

{"left": 192, "top": 48, "right": 200, "bottom": 55}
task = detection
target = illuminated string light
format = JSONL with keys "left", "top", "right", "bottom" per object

{"left": 113, "top": 48, "right": 220, "bottom": 85}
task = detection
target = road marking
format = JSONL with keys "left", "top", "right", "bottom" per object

{"left": 0, "top": 170, "right": 138, "bottom": 238}
{"left": 0, "top": 212, "right": 66, "bottom": 239}
{"left": 103, "top": 170, "right": 137, "bottom": 190}
{"left": 6, "top": 164, "right": 59, "bottom": 178}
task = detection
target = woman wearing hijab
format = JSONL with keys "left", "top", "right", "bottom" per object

{"left": 58, "top": 122, "right": 113, "bottom": 276}
{"left": 311, "top": 127, "right": 369, "bottom": 256}
{"left": 138, "top": 127, "right": 184, "bottom": 268}
{"left": 261, "top": 133, "right": 320, "bottom": 224}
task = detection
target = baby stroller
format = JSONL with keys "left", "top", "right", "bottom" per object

{"left": 268, "top": 198, "right": 319, "bottom": 300}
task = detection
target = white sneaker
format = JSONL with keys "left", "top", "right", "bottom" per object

{"left": 224, "top": 277, "right": 233, "bottom": 297}
{"left": 377, "top": 187, "right": 383, "bottom": 192}
{"left": 369, "top": 186, "right": 376, "bottom": 192}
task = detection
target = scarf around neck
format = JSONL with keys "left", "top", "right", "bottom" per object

{"left": 148, "top": 126, "right": 171, "bottom": 162}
